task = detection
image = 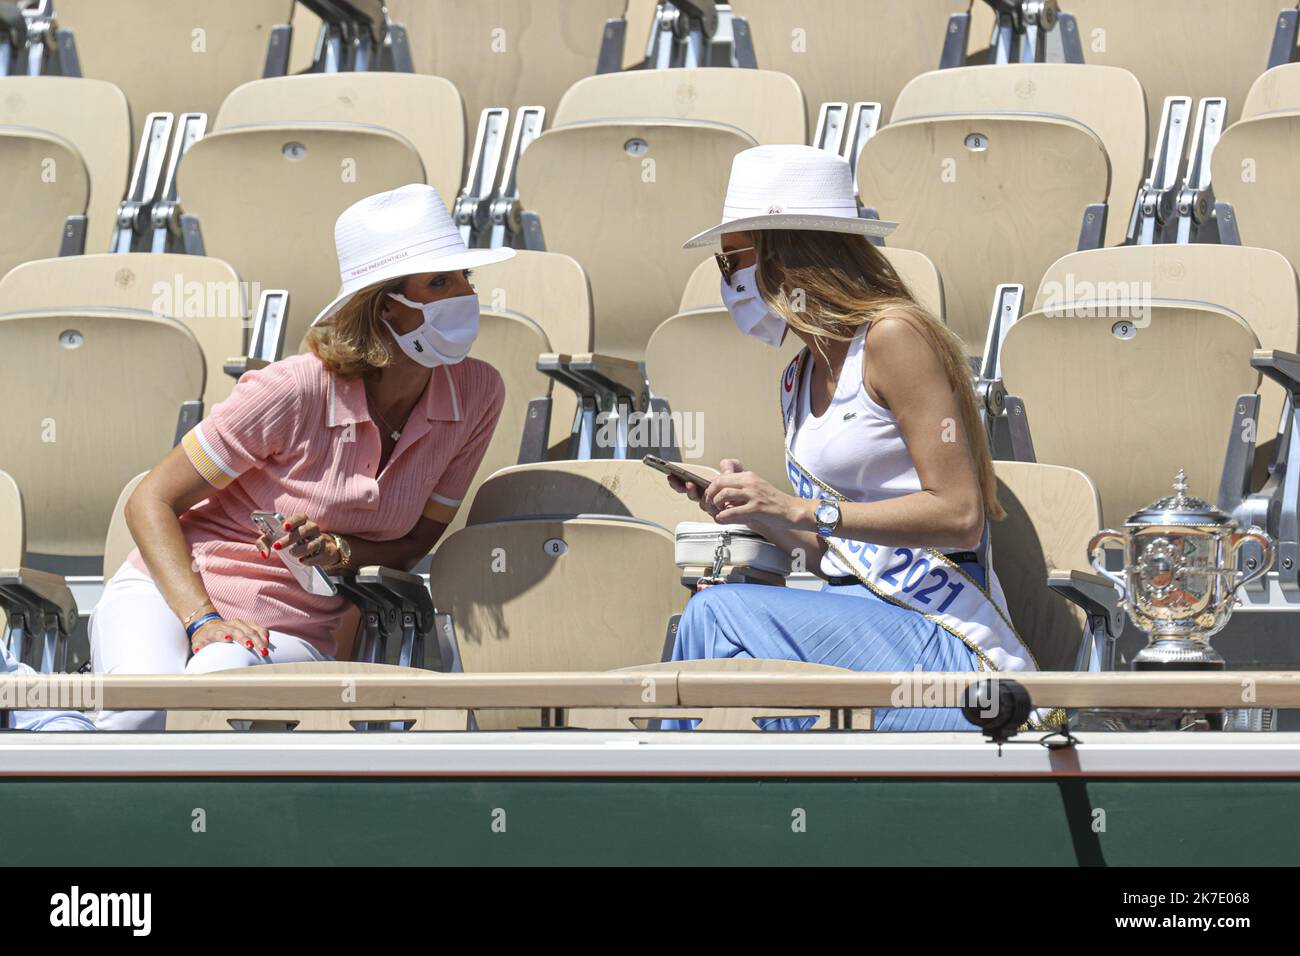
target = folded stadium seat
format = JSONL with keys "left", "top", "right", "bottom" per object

{"left": 175, "top": 72, "right": 462, "bottom": 351}
{"left": 0, "top": 76, "right": 131, "bottom": 271}
{"left": 514, "top": 67, "right": 805, "bottom": 362}
{"left": 381, "top": 0, "right": 630, "bottom": 120}
{"left": 890, "top": 65, "right": 1147, "bottom": 249}
{"left": 464, "top": 459, "right": 721, "bottom": 530}
{"left": 163, "top": 662, "right": 468, "bottom": 732}
{"left": 0, "top": 469, "right": 79, "bottom": 674}
{"left": 648, "top": 248, "right": 945, "bottom": 485}
{"left": 1212, "top": 63, "right": 1300, "bottom": 280}
{"left": 428, "top": 516, "right": 686, "bottom": 728}
{"left": 991, "top": 461, "right": 1117, "bottom": 673}
{"left": 51, "top": 0, "right": 295, "bottom": 146}
{"left": 1001, "top": 303, "right": 1261, "bottom": 531}
{"left": 0, "top": 254, "right": 252, "bottom": 408}
{"left": 0, "top": 308, "right": 204, "bottom": 573}
{"left": 729, "top": 0, "right": 972, "bottom": 139}
{"left": 1029, "top": 244, "right": 1300, "bottom": 495}
{"left": 857, "top": 105, "right": 1111, "bottom": 357}
{"left": 1048, "top": 0, "right": 1297, "bottom": 146}
{"left": 567, "top": 659, "right": 872, "bottom": 731}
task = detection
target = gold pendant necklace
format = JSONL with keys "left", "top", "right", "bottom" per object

{"left": 368, "top": 397, "right": 403, "bottom": 443}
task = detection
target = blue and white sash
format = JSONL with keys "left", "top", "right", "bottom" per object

{"left": 780, "top": 349, "right": 1046, "bottom": 680}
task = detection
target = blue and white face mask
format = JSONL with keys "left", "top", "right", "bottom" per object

{"left": 383, "top": 292, "right": 480, "bottom": 367}
{"left": 720, "top": 265, "right": 787, "bottom": 348}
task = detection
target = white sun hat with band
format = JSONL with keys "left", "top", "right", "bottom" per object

{"left": 682, "top": 144, "right": 898, "bottom": 249}
{"left": 311, "top": 183, "right": 515, "bottom": 327}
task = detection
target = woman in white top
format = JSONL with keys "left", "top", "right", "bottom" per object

{"left": 664, "top": 145, "right": 1044, "bottom": 731}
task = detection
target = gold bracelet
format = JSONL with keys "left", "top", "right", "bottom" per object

{"left": 182, "top": 602, "right": 217, "bottom": 627}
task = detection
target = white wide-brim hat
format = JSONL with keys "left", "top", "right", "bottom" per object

{"left": 311, "top": 183, "right": 515, "bottom": 327}
{"left": 683, "top": 144, "right": 898, "bottom": 249}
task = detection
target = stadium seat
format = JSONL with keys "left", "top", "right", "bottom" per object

{"left": 857, "top": 113, "right": 1109, "bottom": 356}
{"left": 891, "top": 64, "right": 1147, "bottom": 248}
{"left": 729, "top": 0, "right": 971, "bottom": 138}
{"left": 1001, "top": 303, "right": 1261, "bottom": 529}
{"left": 465, "top": 459, "right": 720, "bottom": 529}
{"left": 164, "top": 661, "right": 467, "bottom": 731}
{"left": 384, "top": 0, "right": 628, "bottom": 120}
{"left": 428, "top": 515, "right": 685, "bottom": 727}
{"left": 567, "top": 659, "right": 873, "bottom": 730}
{"left": 1241, "top": 60, "right": 1300, "bottom": 115}
{"left": 443, "top": 308, "right": 555, "bottom": 535}
{"left": 516, "top": 67, "right": 806, "bottom": 361}
{"left": 646, "top": 311, "right": 801, "bottom": 483}
{"left": 651, "top": 248, "right": 945, "bottom": 482}
{"left": 1060, "top": 0, "right": 1296, "bottom": 145}
{"left": 1030, "top": 244, "right": 1300, "bottom": 482}
{"left": 0, "top": 310, "right": 204, "bottom": 568}
{"left": 471, "top": 249, "right": 593, "bottom": 457}
{"left": 991, "top": 460, "right": 1116, "bottom": 672}
{"left": 553, "top": 67, "right": 806, "bottom": 145}
{"left": 52, "top": 0, "right": 294, "bottom": 146}
{"left": 0, "top": 254, "right": 251, "bottom": 408}
{"left": 176, "top": 72, "right": 461, "bottom": 351}
{"left": 1212, "top": 63, "right": 1300, "bottom": 280}
{"left": 0, "top": 469, "right": 78, "bottom": 674}
{"left": 0, "top": 76, "right": 131, "bottom": 267}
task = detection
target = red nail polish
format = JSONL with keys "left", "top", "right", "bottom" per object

{"left": 273, "top": 542, "right": 282, "bottom": 550}
{"left": 224, "top": 635, "right": 233, "bottom": 642}
{"left": 261, "top": 648, "right": 269, "bottom": 657}
{"left": 244, "top": 640, "right": 253, "bottom": 648}
{"left": 260, "top": 550, "right": 267, "bottom": 558}
{"left": 284, "top": 522, "right": 292, "bottom": 531}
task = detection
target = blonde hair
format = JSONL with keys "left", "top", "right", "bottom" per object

{"left": 753, "top": 229, "right": 1005, "bottom": 522}
{"left": 305, "top": 276, "right": 407, "bottom": 379}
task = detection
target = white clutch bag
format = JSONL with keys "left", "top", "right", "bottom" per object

{"left": 674, "top": 522, "right": 791, "bottom": 578}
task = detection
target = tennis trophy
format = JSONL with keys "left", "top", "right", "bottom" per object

{"left": 1088, "top": 470, "right": 1275, "bottom": 670}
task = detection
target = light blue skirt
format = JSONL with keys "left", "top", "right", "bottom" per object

{"left": 0, "top": 639, "right": 96, "bottom": 731}
{"left": 665, "top": 577, "right": 983, "bottom": 732}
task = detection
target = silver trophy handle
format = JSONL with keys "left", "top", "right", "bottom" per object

{"left": 1087, "top": 529, "right": 1128, "bottom": 601}
{"left": 1229, "top": 526, "right": 1276, "bottom": 594}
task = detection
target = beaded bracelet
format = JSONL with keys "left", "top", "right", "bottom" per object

{"left": 185, "top": 612, "right": 223, "bottom": 640}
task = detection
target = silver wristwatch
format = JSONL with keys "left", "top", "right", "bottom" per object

{"left": 814, "top": 499, "right": 841, "bottom": 538}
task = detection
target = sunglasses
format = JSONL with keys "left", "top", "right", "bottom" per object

{"left": 714, "top": 246, "right": 756, "bottom": 287}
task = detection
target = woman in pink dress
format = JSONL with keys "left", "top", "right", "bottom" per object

{"left": 90, "top": 183, "right": 511, "bottom": 730}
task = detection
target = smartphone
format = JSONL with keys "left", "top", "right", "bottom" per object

{"left": 251, "top": 510, "right": 338, "bottom": 597}
{"left": 643, "top": 455, "right": 713, "bottom": 489}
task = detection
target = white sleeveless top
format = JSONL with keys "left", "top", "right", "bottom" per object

{"left": 789, "top": 325, "right": 978, "bottom": 578}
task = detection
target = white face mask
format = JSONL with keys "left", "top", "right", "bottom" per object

{"left": 720, "top": 265, "right": 787, "bottom": 348}
{"left": 383, "top": 292, "right": 480, "bottom": 367}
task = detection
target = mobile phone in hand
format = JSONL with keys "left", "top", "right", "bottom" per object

{"left": 250, "top": 510, "right": 338, "bottom": 597}
{"left": 643, "top": 455, "right": 712, "bottom": 488}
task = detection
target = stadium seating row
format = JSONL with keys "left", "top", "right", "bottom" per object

{"left": 9, "top": 54, "right": 1300, "bottom": 353}
{"left": 21, "top": 2, "right": 1300, "bottom": 147}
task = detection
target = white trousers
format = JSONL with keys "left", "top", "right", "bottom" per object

{"left": 90, "top": 562, "right": 330, "bottom": 731}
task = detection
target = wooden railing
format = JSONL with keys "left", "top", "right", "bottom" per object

{"left": 3, "top": 670, "right": 1300, "bottom": 711}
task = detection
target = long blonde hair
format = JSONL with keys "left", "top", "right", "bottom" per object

{"left": 753, "top": 229, "right": 1005, "bottom": 522}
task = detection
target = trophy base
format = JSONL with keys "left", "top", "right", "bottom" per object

{"left": 1131, "top": 638, "right": 1225, "bottom": 670}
